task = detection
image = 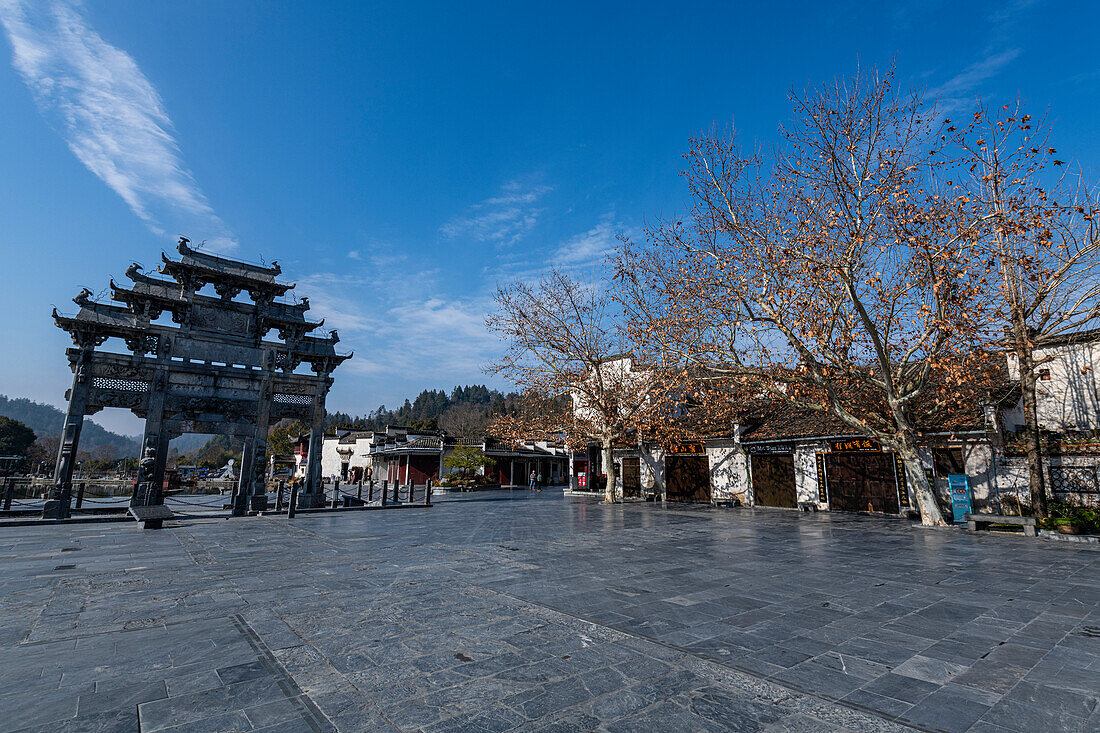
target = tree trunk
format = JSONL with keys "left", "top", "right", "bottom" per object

{"left": 898, "top": 442, "right": 947, "bottom": 526}
{"left": 601, "top": 439, "right": 618, "bottom": 503}
{"left": 1017, "top": 347, "right": 1049, "bottom": 518}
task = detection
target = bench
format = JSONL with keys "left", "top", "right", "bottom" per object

{"left": 964, "top": 513, "right": 1036, "bottom": 537}
{"left": 128, "top": 504, "right": 175, "bottom": 530}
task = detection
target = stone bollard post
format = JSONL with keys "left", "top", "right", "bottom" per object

{"left": 333, "top": 479, "right": 340, "bottom": 509}
{"left": 392, "top": 480, "right": 399, "bottom": 503}
{"left": 381, "top": 480, "right": 388, "bottom": 507}
{"left": 368, "top": 480, "right": 374, "bottom": 502}
{"left": 3, "top": 478, "right": 14, "bottom": 511}
{"left": 276, "top": 480, "right": 285, "bottom": 512}
{"left": 75, "top": 482, "right": 86, "bottom": 509}
{"left": 288, "top": 483, "right": 298, "bottom": 518}
{"left": 407, "top": 482, "right": 414, "bottom": 502}
{"left": 424, "top": 478, "right": 432, "bottom": 506}
{"left": 357, "top": 480, "right": 363, "bottom": 501}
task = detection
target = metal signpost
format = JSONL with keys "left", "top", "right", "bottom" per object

{"left": 948, "top": 475, "right": 972, "bottom": 524}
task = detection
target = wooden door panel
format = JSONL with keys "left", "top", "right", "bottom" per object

{"left": 753, "top": 454, "right": 797, "bottom": 508}
{"left": 825, "top": 454, "right": 899, "bottom": 513}
{"left": 667, "top": 455, "right": 710, "bottom": 502}
{"left": 621, "top": 457, "right": 641, "bottom": 498}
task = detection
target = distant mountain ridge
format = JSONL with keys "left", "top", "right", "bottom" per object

{"left": 0, "top": 395, "right": 141, "bottom": 456}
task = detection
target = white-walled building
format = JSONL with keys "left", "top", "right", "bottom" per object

{"left": 568, "top": 333, "right": 1100, "bottom": 513}
{"left": 1005, "top": 329, "right": 1100, "bottom": 432}
{"left": 312, "top": 425, "right": 571, "bottom": 487}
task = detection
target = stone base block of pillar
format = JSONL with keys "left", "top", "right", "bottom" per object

{"left": 296, "top": 492, "right": 327, "bottom": 509}
{"left": 42, "top": 498, "right": 70, "bottom": 520}
{"left": 250, "top": 494, "right": 269, "bottom": 512}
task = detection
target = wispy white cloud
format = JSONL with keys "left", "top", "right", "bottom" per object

{"left": 440, "top": 178, "right": 553, "bottom": 246}
{"left": 988, "top": 0, "right": 1038, "bottom": 25}
{"left": 485, "top": 211, "right": 628, "bottom": 285}
{"left": 347, "top": 250, "right": 362, "bottom": 260}
{"left": 0, "top": 0, "right": 236, "bottom": 250}
{"left": 553, "top": 213, "right": 620, "bottom": 267}
{"left": 295, "top": 267, "right": 498, "bottom": 387}
{"left": 930, "top": 49, "right": 1020, "bottom": 114}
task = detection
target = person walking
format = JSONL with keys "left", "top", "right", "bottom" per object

{"left": 529, "top": 470, "right": 536, "bottom": 491}
{"left": 536, "top": 472, "right": 543, "bottom": 492}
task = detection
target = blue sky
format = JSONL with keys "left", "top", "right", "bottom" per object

{"left": 1, "top": 0, "right": 1098, "bottom": 436}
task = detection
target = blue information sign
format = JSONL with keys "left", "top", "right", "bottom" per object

{"left": 948, "top": 475, "right": 972, "bottom": 524}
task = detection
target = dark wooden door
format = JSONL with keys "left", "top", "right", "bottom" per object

{"left": 621, "top": 457, "right": 641, "bottom": 498}
{"left": 752, "top": 454, "right": 797, "bottom": 508}
{"left": 824, "top": 454, "right": 899, "bottom": 513}
{"left": 666, "top": 455, "right": 710, "bottom": 502}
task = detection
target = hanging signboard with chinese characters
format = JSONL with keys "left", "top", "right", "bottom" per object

{"left": 816, "top": 453, "right": 828, "bottom": 503}
{"left": 667, "top": 442, "right": 706, "bottom": 455}
{"left": 828, "top": 438, "right": 882, "bottom": 453}
{"left": 746, "top": 442, "right": 797, "bottom": 454}
{"left": 893, "top": 454, "right": 910, "bottom": 507}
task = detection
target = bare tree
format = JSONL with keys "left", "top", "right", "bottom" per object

{"left": 619, "top": 70, "right": 993, "bottom": 525}
{"left": 486, "top": 270, "right": 655, "bottom": 503}
{"left": 439, "top": 402, "right": 490, "bottom": 444}
{"left": 954, "top": 102, "right": 1100, "bottom": 516}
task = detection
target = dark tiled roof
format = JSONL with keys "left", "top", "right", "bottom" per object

{"left": 374, "top": 436, "right": 443, "bottom": 454}
{"left": 1037, "top": 327, "right": 1100, "bottom": 348}
{"left": 740, "top": 404, "right": 854, "bottom": 441}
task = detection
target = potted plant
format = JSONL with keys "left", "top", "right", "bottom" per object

{"left": 1044, "top": 500, "right": 1099, "bottom": 536}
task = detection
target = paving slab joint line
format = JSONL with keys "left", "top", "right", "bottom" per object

{"left": 469, "top": 583, "right": 933, "bottom": 733}
{"left": 17, "top": 610, "right": 251, "bottom": 646}
{"left": 231, "top": 614, "right": 336, "bottom": 733}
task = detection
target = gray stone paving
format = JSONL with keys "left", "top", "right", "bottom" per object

{"left": 1, "top": 491, "right": 1098, "bottom": 732}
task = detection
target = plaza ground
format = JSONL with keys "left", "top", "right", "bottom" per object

{"left": 1, "top": 491, "right": 1098, "bottom": 732}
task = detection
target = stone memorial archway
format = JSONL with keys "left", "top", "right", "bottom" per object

{"left": 44, "top": 238, "right": 351, "bottom": 519}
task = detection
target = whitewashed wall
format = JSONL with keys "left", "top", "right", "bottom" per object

{"left": 707, "top": 441, "right": 748, "bottom": 503}
{"left": 994, "top": 452, "right": 1100, "bottom": 509}
{"left": 793, "top": 444, "right": 824, "bottom": 508}
{"left": 320, "top": 437, "right": 342, "bottom": 479}
{"left": 642, "top": 447, "right": 663, "bottom": 496}
{"left": 1006, "top": 340, "right": 1100, "bottom": 432}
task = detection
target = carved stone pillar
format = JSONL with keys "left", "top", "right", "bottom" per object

{"left": 233, "top": 437, "right": 253, "bottom": 516}
{"left": 43, "top": 346, "right": 93, "bottom": 519}
{"left": 302, "top": 378, "right": 329, "bottom": 508}
{"left": 149, "top": 430, "right": 170, "bottom": 506}
{"left": 247, "top": 353, "right": 274, "bottom": 512}
{"left": 132, "top": 370, "right": 168, "bottom": 508}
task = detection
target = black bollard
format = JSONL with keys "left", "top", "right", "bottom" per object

{"left": 276, "top": 480, "right": 284, "bottom": 512}
{"left": 75, "top": 482, "right": 86, "bottom": 509}
{"left": 381, "top": 480, "right": 388, "bottom": 507}
{"left": 407, "top": 482, "right": 414, "bottom": 502}
{"left": 288, "top": 483, "right": 298, "bottom": 518}
{"left": 332, "top": 479, "right": 340, "bottom": 509}
{"left": 368, "top": 480, "right": 374, "bottom": 502}
{"left": 424, "top": 478, "right": 432, "bottom": 506}
{"left": 3, "top": 478, "right": 13, "bottom": 511}
{"left": 357, "top": 480, "right": 363, "bottom": 501}
{"left": 392, "top": 480, "right": 399, "bottom": 503}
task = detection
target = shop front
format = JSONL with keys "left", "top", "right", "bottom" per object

{"left": 748, "top": 445, "right": 798, "bottom": 508}
{"left": 820, "top": 439, "right": 908, "bottom": 514}
{"left": 666, "top": 442, "right": 710, "bottom": 502}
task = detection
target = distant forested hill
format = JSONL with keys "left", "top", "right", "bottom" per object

{"left": 0, "top": 395, "right": 141, "bottom": 456}
{"left": 326, "top": 385, "right": 521, "bottom": 437}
